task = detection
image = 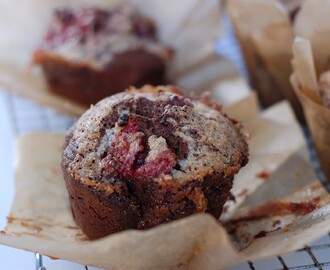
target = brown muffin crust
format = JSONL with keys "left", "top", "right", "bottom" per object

{"left": 62, "top": 85, "right": 249, "bottom": 239}
{"left": 65, "top": 172, "right": 140, "bottom": 239}
{"left": 33, "top": 48, "right": 166, "bottom": 106}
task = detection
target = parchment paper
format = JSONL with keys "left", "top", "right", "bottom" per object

{"left": 226, "top": 0, "right": 305, "bottom": 122}
{"left": 1, "top": 97, "right": 330, "bottom": 269}
{"left": 0, "top": 0, "right": 245, "bottom": 116}
{"left": 290, "top": 0, "right": 330, "bottom": 181}
{"left": 291, "top": 35, "right": 330, "bottom": 182}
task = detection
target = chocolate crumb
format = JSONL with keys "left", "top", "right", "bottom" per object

{"left": 256, "top": 170, "right": 270, "bottom": 180}
{"left": 272, "top": 220, "right": 281, "bottom": 227}
{"left": 253, "top": 227, "right": 281, "bottom": 239}
{"left": 237, "top": 188, "right": 248, "bottom": 198}
{"left": 228, "top": 192, "right": 236, "bottom": 203}
{"left": 118, "top": 114, "right": 129, "bottom": 126}
{"left": 174, "top": 163, "right": 186, "bottom": 173}
{"left": 253, "top": 230, "right": 267, "bottom": 239}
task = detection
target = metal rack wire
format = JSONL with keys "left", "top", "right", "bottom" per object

{"left": 245, "top": 240, "right": 330, "bottom": 270}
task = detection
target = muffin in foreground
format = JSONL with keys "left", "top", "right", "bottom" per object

{"left": 32, "top": 5, "right": 172, "bottom": 106}
{"left": 62, "top": 85, "right": 249, "bottom": 239}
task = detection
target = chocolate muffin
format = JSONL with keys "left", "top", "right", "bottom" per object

{"left": 32, "top": 6, "right": 172, "bottom": 106}
{"left": 62, "top": 85, "right": 249, "bottom": 239}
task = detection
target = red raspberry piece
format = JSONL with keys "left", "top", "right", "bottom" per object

{"left": 104, "top": 120, "right": 176, "bottom": 178}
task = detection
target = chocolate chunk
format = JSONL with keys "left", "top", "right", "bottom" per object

{"left": 118, "top": 114, "right": 129, "bottom": 126}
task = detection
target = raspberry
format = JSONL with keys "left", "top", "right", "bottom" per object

{"left": 104, "top": 121, "right": 176, "bottom": 179}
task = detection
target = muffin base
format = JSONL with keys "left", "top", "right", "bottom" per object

{"left": 64, "top": 172, "right": 140, "bottom": 240}
{"left": 33, "top": 48, "right": 167, "bottom": 106}
{"left": 63, "top": 168, "right": 235, "bottom": 239}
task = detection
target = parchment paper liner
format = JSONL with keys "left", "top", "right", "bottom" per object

{"left": 291, "top": 32, "right": 330, "bottom": 182}
{"left": 1, "top": 95, "right": 330, "bottom": 269}
{"left": 290, "top": 0, "right": 330, "bottom": 181}
{"left": 295, "top": 89, "right": 330, "bottom": 183}
{"left": 226, "top": 0, "right": 305, "bottom": 122}
{"left": 0, "top": 0, "right": 246, "bottom": 117}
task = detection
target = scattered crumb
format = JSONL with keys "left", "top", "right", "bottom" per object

{"left": 272, "top": 220, "right": 281, "bottom": 227}
{"left": 256, "top": 170, "right": 270, "bottom": 180}
{"left": 228, "top": 193, "right": 236, "bottom": 203}
{"left": 253, "top": 230, "right": 267, "bottom": 239}
{"left": 253, "top": 227, "right": 281, "bottom": 239}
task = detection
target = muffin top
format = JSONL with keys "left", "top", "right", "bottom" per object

{"left": 63, "top": 85, "right": 249, "bottom": 193}
{"left": 37, "top": 5, "right": 172, "bottom": 69}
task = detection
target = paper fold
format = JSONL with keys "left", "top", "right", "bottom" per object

{"left": 290, "top": 0, "right": 330, "bottom": 181}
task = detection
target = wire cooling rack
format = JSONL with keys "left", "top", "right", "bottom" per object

{"left": 1, "top": 11, "right": 330, "bottom": 270}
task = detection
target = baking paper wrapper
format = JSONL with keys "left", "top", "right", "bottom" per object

{"left": 291, "top": 37, "right": 330, "bottom": 182}
{"left": 1, "top": 96, "right": 330, "bottom": 269}
{"left": 226, "top": 0, "right": 304, "bottom": 122}
{"left": 290, "top": 0, "right": 330, "bottom": 182}
{"left": 0, "top": 0, "right": 246, "bottom": 116}
{"left": 295, "top": 88, "right": 330, "bottom": 183}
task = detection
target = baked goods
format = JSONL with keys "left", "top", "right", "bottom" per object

{"left": 62, "top": 85, "right": 249, "bottom": 239}
{"left": 32, "top": 6, "right": 173, "bottom": 106}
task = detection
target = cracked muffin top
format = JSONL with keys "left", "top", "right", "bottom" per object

{"left": 63, "top": 85, "right": 249, "bottom": 193}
